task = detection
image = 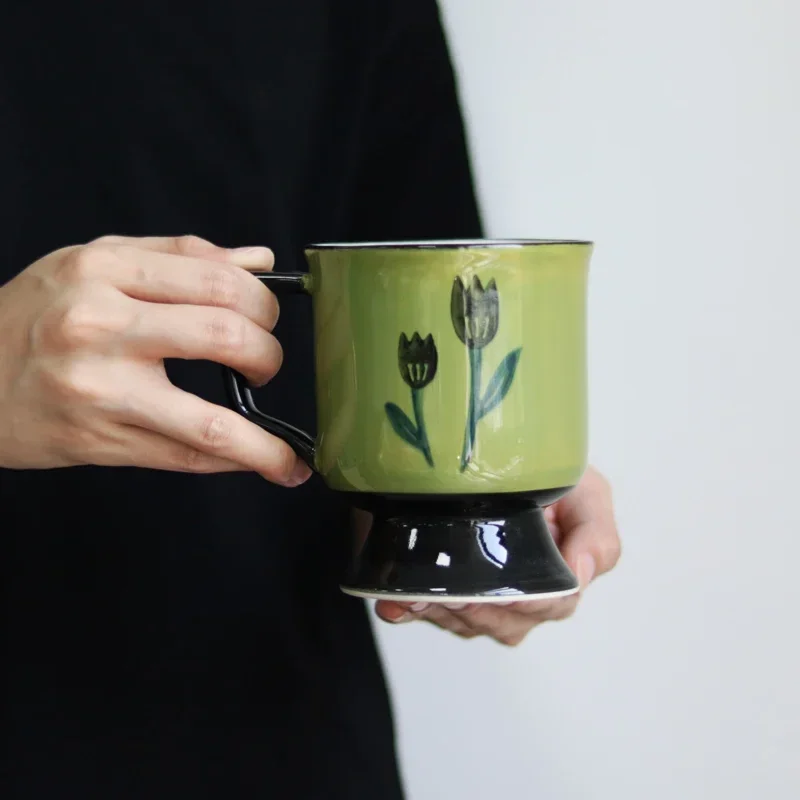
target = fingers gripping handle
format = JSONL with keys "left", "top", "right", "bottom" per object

{"left": 222, "top": 272, "right": 316, "bottom": 468}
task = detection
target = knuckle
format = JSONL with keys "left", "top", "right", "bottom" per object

{"left": 41, "top": 360, "right": 104, "bottom": 404}
{"left": 174, "top": 234, "right": 214, "bottom": 257}
{"left": 58, "top": 245, "right": 110, "bottom": 283}
{"left": 89, "top": 234, "right": 124, "bottom": 247}
{"left": 203, "top": 267, "right": 241, "bottom": 309}
{"left": 49, "top": 301, "right": 104, "bottom": 349}
{"left": 205, "top": 313, "right": 246, "bottom": 354}
{"left": 59, "top": 304, "right": 94, "bottom": 346}
{"left": 198, "top": 414, "right": 233, "bottom": 451}
{"left": 178, "top": 445, "right": 217, "bottom": 473}
{"left": 41, "top": 287, "right": 125, "bottom": 352}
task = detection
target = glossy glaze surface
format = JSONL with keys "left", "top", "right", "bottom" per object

{"left": 305, "top": 242, "right": 592, "bottom": 494}
{"left": 342, "top": 489, "right": 579, "bottom": 600}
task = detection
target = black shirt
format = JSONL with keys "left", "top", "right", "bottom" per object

{"left": 0, "top": 1, "right": 481, "bottom": 797}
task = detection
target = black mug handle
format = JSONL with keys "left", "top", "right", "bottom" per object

{"left": 222, "top": 272, "right": 316, "bottom": 468}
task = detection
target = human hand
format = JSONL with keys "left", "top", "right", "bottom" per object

{"left": 375, "top": 466, "right": 620, "bottom": 645}
{"left": 0, "top": 234, "right": 310, "bottom": 485}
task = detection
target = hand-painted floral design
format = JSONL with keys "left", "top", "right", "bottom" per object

{"left": 384, "top": 332, "right": 437, "bottom": 466}
{"left": 451, "top": 276, "right": 521, "bottom": 471}
{"left": 451, "top": 275, "right": 500, "bottom": 349}
{"left": 397, "top": 332, "right": 438, "bottom": 390}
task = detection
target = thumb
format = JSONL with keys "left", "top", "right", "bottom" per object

{"left": 555, "top": 469, "right": 621, "bottom": 589}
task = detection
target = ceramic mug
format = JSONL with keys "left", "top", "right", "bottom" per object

{"left": 223, "top": 240, "right": 593, "bottom": 602}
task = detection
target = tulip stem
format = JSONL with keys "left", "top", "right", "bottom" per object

{"left": 411, "top": 388, "right": 434, "bottom": 467}
{"left": 460, "top": 346, "right": 483, "bottom": 471}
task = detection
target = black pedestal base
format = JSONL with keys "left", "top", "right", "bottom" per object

{"left": 342, "top": 489, "right": 579, "bottom": 603}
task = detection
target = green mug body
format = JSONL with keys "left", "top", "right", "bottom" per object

{"left": 304, "top": 240, "right": 592, "bottom": 496}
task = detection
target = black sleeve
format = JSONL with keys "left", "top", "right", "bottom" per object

{"left": 347, "top": 0, "right": 484, "bottom": 241}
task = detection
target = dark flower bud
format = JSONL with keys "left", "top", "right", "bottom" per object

{"left": 398, "top": 332, "right": 438, "bottom": 389}
{"left": 450, "top": 276, "right": 499, "bottom": 349}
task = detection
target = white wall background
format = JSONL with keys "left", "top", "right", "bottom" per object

{"left": 373, "top": 1, "right": 800, "bottom": 798}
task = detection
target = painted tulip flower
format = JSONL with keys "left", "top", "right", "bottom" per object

{"left": 450, "top": 276, "right": 499, "bottom": 350}
{"left": 398, "top": 332, "right": 438, "bottom": 389}
{"left": 385, "top": 332, "right": 438, "bottom": 467}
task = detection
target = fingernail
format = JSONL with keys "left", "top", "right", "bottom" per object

{"left": 228, "top": 246, "right": 274, "bottom": 266}
{"left": 391, "top": 613, "right": 412, "bottom": 623}
{"left": 577, "top": 553, "right": 596, "bottom": 588}
{"left": 284, "top": 461, "right": 312, "bottom": 487}
{"left": 444, "top": 603, "right": 468, "bottom": 610}
{"left": 409, "top": 602, "right": 429, "bottom": 612}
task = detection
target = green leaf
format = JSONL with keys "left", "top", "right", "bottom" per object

{"left": 384, "top": 402, "right": 420, "bottom": 449}
{"left": 479, "top": 348, "right": 522, "bottom": 419}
